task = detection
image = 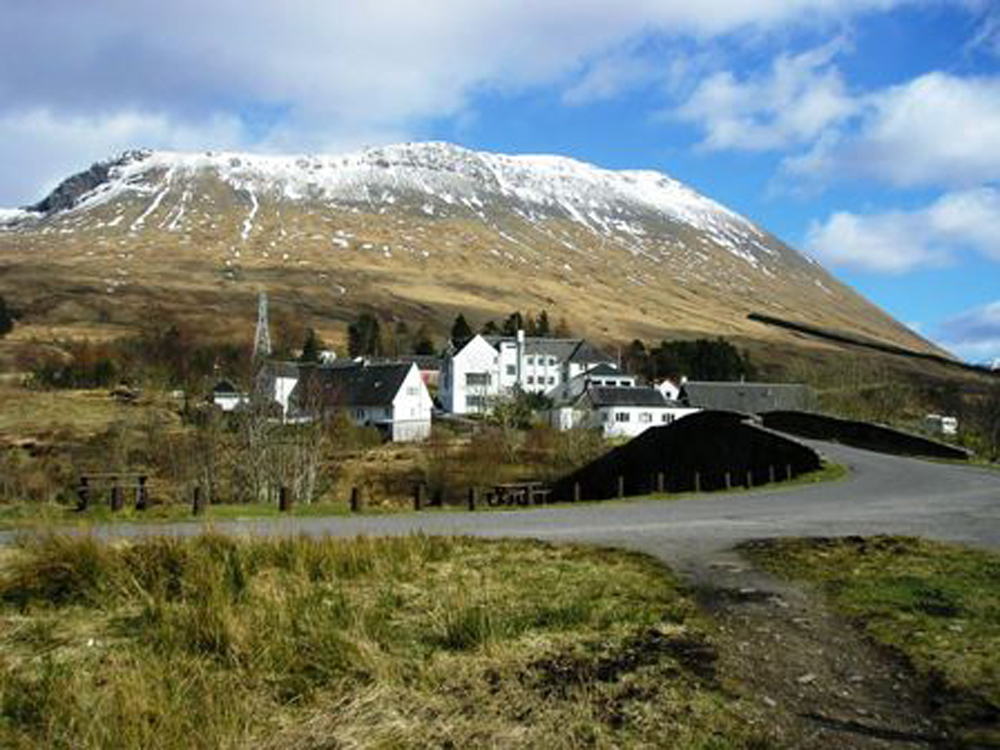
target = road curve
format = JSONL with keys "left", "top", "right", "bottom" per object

{"left": 3, "top": 441, "right": 997, "bottom": 572}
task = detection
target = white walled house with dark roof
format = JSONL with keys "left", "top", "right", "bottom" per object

{"left": 440, "top": 330, "right": 618, "bottom": 415}
{"left": 288, "top": 362, "right": 432, "bottom": 441}
{"left": 573, "top": 386, "right": 700, "bottom": 439}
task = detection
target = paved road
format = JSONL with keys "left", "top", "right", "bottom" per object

{"left": 5, "top": 441, "right": 997, "bottom": 574}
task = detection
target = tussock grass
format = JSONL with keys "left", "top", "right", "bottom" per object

{"left": 0, "top": 533, "right": 772, "bottom": 749}
{"left": 744, "top": 535, "right": 1000, "bottom": 744}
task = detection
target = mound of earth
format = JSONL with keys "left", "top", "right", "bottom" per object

{"left": 551, "top": 410, "right": 821, "bottom": 501}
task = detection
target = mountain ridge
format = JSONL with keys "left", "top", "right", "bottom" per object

{"left": 0, "top": 142, "right": 947, "bottom": 363}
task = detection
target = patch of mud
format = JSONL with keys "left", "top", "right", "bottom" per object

{"left": 683, "top": 550, "right": 947, "bottom": 749}
{"left": 526, "top": 628, "right": 719, "bottom": 700}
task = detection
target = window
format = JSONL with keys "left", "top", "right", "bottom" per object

{"left": 465, "top": 372, "right": 490, "bottom": 386}
{"left": 355, "top": 408, "right": 366, "bottom": 419}
{"left": 615, "top": 412, "right": 630, "bottom": 423}
{"left": 548, "top": 356, "right": 557, "bottom": 365}
{"left": 406, "top": 386, "right": 419, "bottom": 396}
{"left": 467, "top": 395, "right": 486, "bottom": 409}
{"left": 661, "top": 414, "right": 675, "bottom": 424}
{"left": 639, "top": 412, "right": 652, "bottom": 423}
{"left": 506, "top": 364, "right": 516, "bottom": 376}
{"left": 527, "top": 376, "right": 534, "bottom": 384}
{"left": 548, "top": 376, "right": 555, "bottom": 384}
{"left": 526, "top": 356, "right": 534, "bottom": 365}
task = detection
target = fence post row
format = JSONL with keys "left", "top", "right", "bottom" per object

{"left": 192, "top": 485, "right": 205, "bottom": 515}
{"left": 279, "top": 486, "right": 292, "bottom": 512}
{"left": 350, "top": 486, "right": 363, "bottom": 513}
{"left": 467, "top": 487, "right": 476, "bottom": 511}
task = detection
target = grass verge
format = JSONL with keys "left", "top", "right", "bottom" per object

{"left": 0, "top": 533, "right": 774, "bottom": 749}
{"left": 742, "top": 535, "right": 1000, "bottom": 746}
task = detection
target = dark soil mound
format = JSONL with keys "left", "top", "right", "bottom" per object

{"left": 551, "top": 411, "right": 821, "bottom": 501}
{"left": 761, "top": 411, "right": 971, "bottom": 461}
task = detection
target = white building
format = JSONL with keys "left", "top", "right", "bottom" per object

{"left": 288, "top": 362, "right": 432, "bottom": 442}
{"left": 573, "top": 386, "right": 700, "bottom": 439}
{"left": 656, "top": 377, "right": 682, "bottom": 401}
{"left": 211, "top": 380, "right": 247, "bottom": 412}
{"left": 440, "top": 331, "right": 617, "bottom": 414}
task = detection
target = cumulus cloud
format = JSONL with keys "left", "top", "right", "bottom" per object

{"left": 804, "top": 187, "right": 1000, "bottom": 273}
{"left": 785, "top": 72, "right": 1000, "bottom": 187}
{"left": 676, "top": 41, "right": 858, "bottom": 151}
{"left": 0, "top": 0, "right": 915, "bottom": 204}
{"left": 937, "top": 300, "right": 1000, "bottom": 363}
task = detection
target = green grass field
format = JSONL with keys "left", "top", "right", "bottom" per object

{"left": 0, "top": 534, "right": 774, "bottom": 749}
{"left": 743, "top": 536, "right": 1000, "bottom": 746}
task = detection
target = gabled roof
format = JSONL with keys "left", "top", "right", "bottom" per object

{"left": 478, "top": 335, "right": 615, "bottom": 365}
{"left": 680, "top": 381, "right": 814, "bottom": 414}
{"left": 580, "top": 363, "right": 625, "bottom": 378}
{"left": 292, "top": 362, "right": 414, "bottom": 410}
{"left": 583, "top": 386, "right": 668, "bottom": 408}
{"left": 368, "top": 354, "right": 442, "bottom": 370}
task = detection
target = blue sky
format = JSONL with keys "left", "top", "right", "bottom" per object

{"left": 0, "top": 0, "right": 997, "bottom": 362}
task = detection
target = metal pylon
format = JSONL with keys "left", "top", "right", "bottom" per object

{"left": 253, "top": 290, "right": 272, "bottom": 359}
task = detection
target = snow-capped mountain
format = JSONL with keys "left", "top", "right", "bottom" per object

{"left": 0, "top": 143, "right": 940, "bottom": 357}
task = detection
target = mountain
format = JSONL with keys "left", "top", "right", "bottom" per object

{"left": 0, "top": 142, "right": 945, "bottom": 362}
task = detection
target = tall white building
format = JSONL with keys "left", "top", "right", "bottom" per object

{"left": 440, "top": 331, "right": 616, "bottom": 414}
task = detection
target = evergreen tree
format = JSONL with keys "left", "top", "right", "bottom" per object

{"left": 536, "top": 310, "right": 551, "bottom": 337}
{"left": 501, "top": 311, "right": 524, "bottom": 336}
{"left": 481, "top": 320, "right": 499, "bottom": 335}
{"left": 450, "top": 313, "right": 473, "bottom": 347}
{"left": 299, "top": 328, "right": 323, "bottom": 362}
{"left": 347, "top": 312, "right": 382, "bottom": 357}
{"left": 412, "top": 324, "right": 435, "bottom": 355}
{"left": 554, "top": 316, "right": 571, "bottom": 338}
{"left": 524, "top": 313, "right": 537, "bottom": 336}
{"left": 0, "top": 295, "right": 13, "bottom": 338}
{"left": 392, "top": 320, "right": 411, "bottom": 356}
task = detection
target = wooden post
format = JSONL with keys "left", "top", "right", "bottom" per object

{"left": 77, "top": 476, "right": 90, "bottom": 511}
{"left": 573, "top": 482, "right": 581, "bottom": 503}
{"left": 617, "top": 475, "right": 625, "bottom": 499}
{"left": 786, "top": 464, "right": 793, "bottom": 481}
{"left": 724, "top": 471, "right": 731, "bottom": 490}
{"left": 192, "top": 485, "right": 205, "bottom": 516}
{"left": 769, "top": 465, "right": 776, "bottom": 484}
{"left": 350, "top": 486, "right": 362, "bottom": 513}
{"left": 414, "top": 483, "right": 424, "bottom": 511}
{"left": 135, "top": 476, "right": 148, "bottom": 511}
{"left": 694, "top": 472, "right": 701, "bottom": 493}
{"left": 467, "top": 487, "right": 476, "bottom": 511}
{"left": 279, "top": 486, "right": 291, "bottom": 512}
{"left": 657, "top": 472, "right": 665, "bottom": 493}
{"left": 110, "top": 483, "right": 124, "bottom": 512}
{"left": 746, "top": 470, "right": 753, "bottom": 489}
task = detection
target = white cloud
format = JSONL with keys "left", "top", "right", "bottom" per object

{"left": 0, "top": 0, "right": 915, "bottom": 203}
{"left": 937, "top": 300, "right": 1000, "bottom": 364}
{"left": 676, "top": 41, "right": 858, "bottom": 151}
{"left": 562, "top": 51, "right": 660, "bottom": 105}
{"left": 0, "top": 109, "right": 249, "bottom": 206}
{"left": 804, "top": 187, "right": 1000, "bottom": 273}
{"left": 786, "top": 72, "right": 1000, "bottom": 187}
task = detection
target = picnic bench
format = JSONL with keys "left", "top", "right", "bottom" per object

{"left": 76, "top": 473, "right": 149, "bottom": 511}
{"left": 486, "top": 481, "right": 552, "bottom": 507}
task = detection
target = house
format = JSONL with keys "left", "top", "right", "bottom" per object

{"left": 288, "top": 361, "right": 432, "bottom": 441}
{"left": 211, "top": 380, "right": 247, "bottom": 412}
{"left": 554, "top": 363, "right": 637, "bottom": 403}
{"left": 368, "top": 354, "right": 442, "bottom": 388}
{"left": 656, "top": 377, "right": 682, "bottom": 401}
{"left": 256, "top": 361, "right": 304, "bottom": 418}
{"left": 573, "top": 386, "right": 700, "bottom": 439}
{"left": 923, "top": 413, "right": 958, "bottom": 437}
{"left": 440, "top": 330, "right": 617, "bottom": 414}
{"left": 680, "top": 381, "right": 816, "bottom": 415}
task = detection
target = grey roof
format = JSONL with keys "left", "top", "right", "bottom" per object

{"left": 580, "top": 363, "right": 626, "bottom": 378}
{"left": 680, "top": 382, "right": 815, "bottom": 414}
{"left": 583, "top": 386, "right": 668, "bottom": 408}
{"left": 369, "top": 354, "right": 442, "bottom": 370}
{"left": 260, "top": 361, "right": 302, "bottom": 378}
{"left": 291, "top": 362, "right": 413, "bottom": 411}
{"left": 480, "top": 335, "right": 615, "bottom": 364}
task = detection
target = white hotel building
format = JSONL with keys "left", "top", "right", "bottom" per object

{"left": 440, "top": 331, "right": 617, "bottom": 414}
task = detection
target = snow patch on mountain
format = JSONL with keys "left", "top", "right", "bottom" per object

{"left": 34, "top": 142, "right": 775, "bottom": 267}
